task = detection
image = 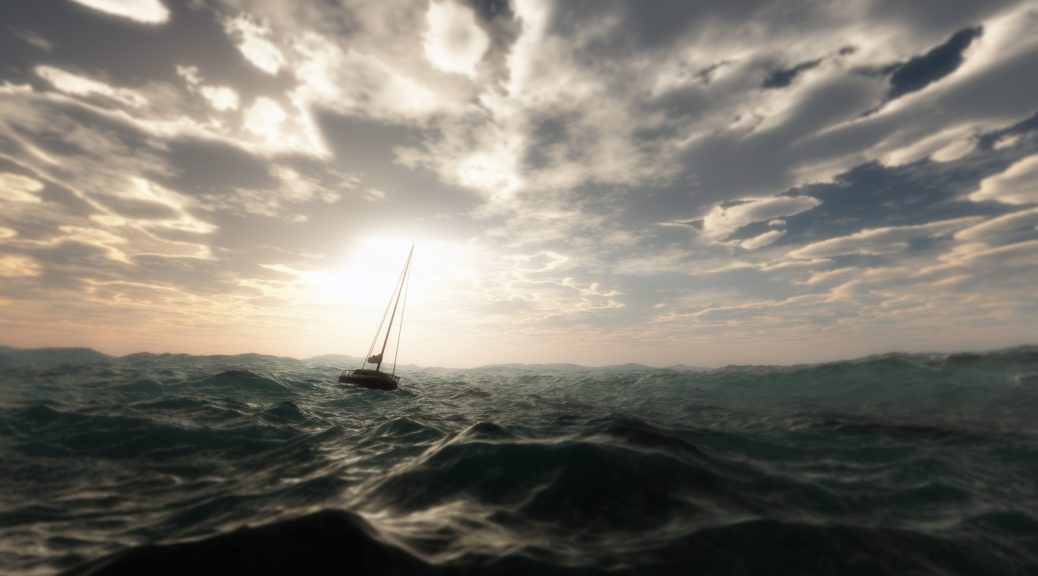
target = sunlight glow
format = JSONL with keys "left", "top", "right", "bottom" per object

{"left": 337, "top": 234, "right": 474, "bottom": 309}
{"left": 288, "top": 233, "right": 478, "bottom": 359}
{"left": 294, "top": 234, "right": 476, "bottom": 323}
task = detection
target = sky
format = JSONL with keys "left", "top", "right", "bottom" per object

{"left": 0, "top": 0, "right": 1036, "bottom": 367}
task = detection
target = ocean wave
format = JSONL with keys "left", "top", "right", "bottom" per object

{"left": 57, "top": 509, "right": 1038, "bottom": 575}
{"left": 1, "top": 346, "right": 1036, "bottom": 574}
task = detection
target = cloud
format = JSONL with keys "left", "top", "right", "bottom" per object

{"left": 423, "top": 1, "right": 491, "bottom": 77}
{"left": 795, "top": 5, "right": 1038, "bottom": 185}
{"left": 203, "top": 0, "right": 1032, "bottom": 213}
{"left": 210, "top": 164, "right": 354, "bottom": 221}
{"left": 934, "top": 238, "right": 1038, "bottom": 270}
{"left": 954, "top": 208, "right": 1038, "bottom": 243}
{"left": 11, "top": 28, "right": 54, "bottom": 52}
{"left": 969, "top": 154, "right": 1038, "bottom": 204}
{"left": 515, "top": 251, "right": 568, "bottom": 272}
{"left": 699, "top": 196, "right": 821, "bottom": 242}
{"left": 788, "top": 217, "right": 980, "bottom": 259}
{"left": 53, "top": 226, "right": 130, "bottom": 262}
{"left": 35, "top": 66, "right": 147, "bottom": 108}
{"left": 199, "top": 85, "right": 240, "bottom": 111}
{"left": 0, "top": 255, "right": 41, "bottom": 277}
{"left": 740, "top": 229, "right": 785, "bottom": 250}
{"left": 879, "top": 124, "right": 979, "bottom": 166}
{"left": 243, "top": 97, "right": 287, "bottom": 142}
{"left": 224, "top": 14, "right": 286, "bottom": 75}
{"left": 67, "top": 0, "right": 169, "bottom": 25}
{"left": 288, "top": 31, "right": 449, "bottom": 126}
{"left": 0, "top": 172, "right": 44, "bottom": 204}
{"left": 176, "top": 65, "right": 240, "bottom": 111}
{"left": 0, "top": 91, "right": 219, "bottom": 272}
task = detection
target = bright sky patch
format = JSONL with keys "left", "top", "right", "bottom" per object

{"left": 68, "top": 0, "right": 168, "bottom": 24}
{"left": 423, "top": 1, "right": 490, "bottom": 77}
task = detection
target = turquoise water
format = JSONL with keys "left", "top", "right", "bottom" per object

{"left": 2, "top": 347, "right": 1037, "bottom": 574}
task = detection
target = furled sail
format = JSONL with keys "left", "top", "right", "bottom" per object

{"left": 367, "top": 353, "right": 383, "bottom": 364}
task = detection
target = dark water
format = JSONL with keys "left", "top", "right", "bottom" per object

{"left": 2, "top": 347, "right": 1037, "bottom": 575}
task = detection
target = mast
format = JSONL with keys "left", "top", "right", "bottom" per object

{"left": 376, "top": 245, "right": 414, "bottom": 372}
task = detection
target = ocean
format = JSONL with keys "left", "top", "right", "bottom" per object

{"left": 2, "top": 346, "right": 1037, "bottom": 575}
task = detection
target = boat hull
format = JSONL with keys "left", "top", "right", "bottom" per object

{"left": 339, "top": 369, "right": 399, "bottom": 391}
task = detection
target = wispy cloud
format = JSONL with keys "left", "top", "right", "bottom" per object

{"left": 970, "top": 154, "right": 1038, "bottom": 204}
{"left": 698, "top": 196, "right": 821, "bottom": 244}
{"left": 35, "top": 66, "right": 148, "bottom": 108}
{"left": 788, "top": 217, "right": 981, "bottom": 259}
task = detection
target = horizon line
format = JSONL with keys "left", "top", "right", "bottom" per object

{"left": 2, "top": 342, "right": 1035, "bottom": 371}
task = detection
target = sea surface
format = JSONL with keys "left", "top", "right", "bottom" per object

{"left": 2, "top": 346, "right": 1037, "bottom": 575}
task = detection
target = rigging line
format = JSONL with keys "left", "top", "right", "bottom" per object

{"left": 377, "top": 245, "right": 414, "bottom": 371}
{"left": 392, "top": 249, "right": 412, "bottom": 376}
{"left": 364, "top": 248, "right": 410, "bottom": 369}
{"left": 364, "top": 288, "right": 393, "bottom": 369}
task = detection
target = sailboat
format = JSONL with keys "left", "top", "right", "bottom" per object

{"left": 339, "top": 245, "right": 413, "bottom": 391}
